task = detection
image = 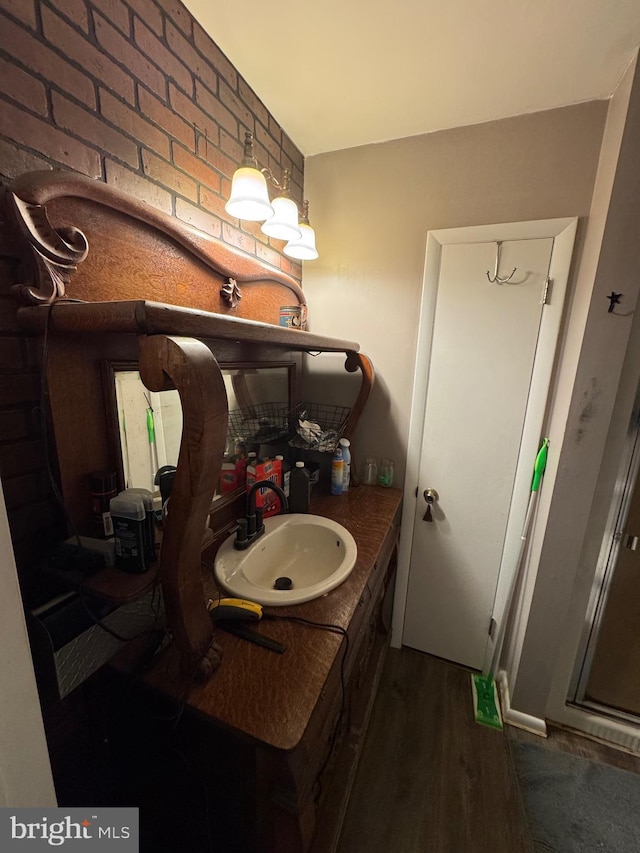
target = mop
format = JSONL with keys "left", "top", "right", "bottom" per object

{"left": 471, "top": 437, "right": 549, "bottom": 730}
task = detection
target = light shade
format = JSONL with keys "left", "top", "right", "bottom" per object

{"left": 225, "top": 166, "right": 274, "bottom": 222}
{"left": 261, "top": 196, "right": 302, "bottom": 242}
{"left": 284, "top": 200, "right": 318, "bottom": 260}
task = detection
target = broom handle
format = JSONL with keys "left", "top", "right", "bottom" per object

{"left": 485, "top": 438, "right": 549, "bottom": 678}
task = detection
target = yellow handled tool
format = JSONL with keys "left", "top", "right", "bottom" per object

{"left": 207, "top": 598, "right": 263, "bottom": 621}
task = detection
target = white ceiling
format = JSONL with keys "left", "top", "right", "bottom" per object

{"left": 182, "top": 0, "right": 640, "bottom": 156}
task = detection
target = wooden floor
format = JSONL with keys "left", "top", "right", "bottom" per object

{"left": 336, "top": 647, "right": 534, "bottom": 853}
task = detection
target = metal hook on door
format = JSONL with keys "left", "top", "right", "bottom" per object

{"left": 486, "top": 242, "right": 517, "bottom": 284}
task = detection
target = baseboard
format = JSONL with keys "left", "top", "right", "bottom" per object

{"left": 496, "top": 669, "right": 548, "bottom": 737}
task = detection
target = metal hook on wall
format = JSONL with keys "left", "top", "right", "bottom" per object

{"left": 486, "top": 241, "right": 517, "bottom": 284}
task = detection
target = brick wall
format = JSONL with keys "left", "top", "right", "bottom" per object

{"left": 0, "top": 0, "right": 305, "bottom": 600}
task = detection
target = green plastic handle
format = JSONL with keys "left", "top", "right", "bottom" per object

{"left": 531, "top": 438, "right": 549, "bottom": 492}
{"left": 147, "top": 407, "right": 155, "bottom": 444}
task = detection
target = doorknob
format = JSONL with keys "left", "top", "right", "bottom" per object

{"left": 423, "top": 489, "right": 439, "bottom": 522}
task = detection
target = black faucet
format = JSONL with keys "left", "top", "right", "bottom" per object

{"left": 234, "top": 479, "right": 288, "bottom": 550}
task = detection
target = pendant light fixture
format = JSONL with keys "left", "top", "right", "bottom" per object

{"left": 283, "top": 201, "right": 319, "bottom": 261}
{"left": 224, "top": 132, "right": 273, "bottom": 222}
{"left": 225, "top": 131, "right": 318, "bottom": 259}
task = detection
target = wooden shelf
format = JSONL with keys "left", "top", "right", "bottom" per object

{"left": 18, "top": 300, "right": 360, "bottom": 355}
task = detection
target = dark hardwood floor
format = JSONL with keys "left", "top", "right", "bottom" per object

{"left": 337, "top": 647, "right": 534, "bottom": 853}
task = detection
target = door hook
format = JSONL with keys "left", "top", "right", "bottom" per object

{"left": 486, "top": 242, "right": 516, "bottom": 284}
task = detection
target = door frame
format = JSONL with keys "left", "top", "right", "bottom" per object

{"left": 391, "top": 217, "right": 578, "bottom": 656}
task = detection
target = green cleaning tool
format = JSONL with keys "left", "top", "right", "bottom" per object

{"left": 471, "top": 437, "right": 550, "bottom": 730}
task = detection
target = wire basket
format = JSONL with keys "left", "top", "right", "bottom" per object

{"left": 227, "top": 402, "right": 290, "bottom": 446}
{"left": 288, "top": 402, "right": 351, "bottom": 453}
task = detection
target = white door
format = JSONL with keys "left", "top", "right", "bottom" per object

{"left": 398, "top": 219, "right": 577, "bottom": 671}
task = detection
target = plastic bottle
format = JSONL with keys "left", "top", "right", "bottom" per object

{"left": 289, "top": 461, "right": 310, "bottom": 513}
{"left": 110, "top": 491, "right": 148, "bottom": 573}
{"left": 275, "top": 454, "right": 291, "bottom": 499}
{"left": 331, "top": 445, "right": 344, "bottom": 495}
{"left": 339, "top": 438, "right": 351, "bottom": 492}
{"left": 89, "top": 470, "right": 117, "bottom": 538}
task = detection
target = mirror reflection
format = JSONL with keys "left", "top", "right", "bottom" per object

{"left": 113, "top": 366, "right": 291, "bottom": 496}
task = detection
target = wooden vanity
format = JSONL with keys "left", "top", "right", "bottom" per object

{"left": 4, "top": 171, "right": 401, "bottom": 851}
{"left": 109, "top": 484, "right": 401, "bottom": 853}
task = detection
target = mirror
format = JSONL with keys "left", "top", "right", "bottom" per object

{"left": 110, "top": 364, "right": 293, "bottom": 499}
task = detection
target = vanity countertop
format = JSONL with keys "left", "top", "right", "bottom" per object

{"left": 136, "top": 484, "right": 402, "bottom": 752}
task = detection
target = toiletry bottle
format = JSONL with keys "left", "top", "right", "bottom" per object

{"left": 275, "top": 454, "right": 291, "bottom": 499}
{"left": 331, "top": 445, "right": 344, "bottom": 495}
{"left": 339, "top": 438, "right": 351, "bottom": 492}
{"left": 289, "top": 461, "right": 310, "bottom": 513}
{"left": 89, "top": 470, "right": 117, "bottom": 538}
{"left": 110, "top": 491, "right": 148, "bottom": 573}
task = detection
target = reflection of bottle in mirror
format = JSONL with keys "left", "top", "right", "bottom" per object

{"left": 362, "top": 456, "right": 378, "bottom": 486}
{"left": 378, "top": 458, "right": 394, "bottom": 487}
{"left": 339, "top": 438, "right": 351, "bottom": 492}
{"left": 289, "top": 461, "right": 310, "bottom": 512}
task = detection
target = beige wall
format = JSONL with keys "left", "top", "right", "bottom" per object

{"left": 512, "top": 54, "right": 640, "bottom": 721}
{"left": 303, "top": 101, "right": 607, "bottom": 485}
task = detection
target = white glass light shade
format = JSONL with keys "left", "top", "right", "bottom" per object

{"left": 284, "top": 222, "right": 318, "bottom": 260}
{"left": 261, "top": 196, "right": 302, "bottom": 241}
{"left": 225, "top": 167, "right": 274, "bottom": 221}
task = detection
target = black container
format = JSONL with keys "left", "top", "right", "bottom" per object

{"left": 289, "top": 461, "right": 310, "bottom": 513}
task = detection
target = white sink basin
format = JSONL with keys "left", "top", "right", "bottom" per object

{"left": 214, "top": 514, "right": 357, "bottom": 606}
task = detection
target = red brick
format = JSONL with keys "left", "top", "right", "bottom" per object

{"left": 133, "top": 17, "right": 192, "bottom": 96}
{"left": 105, "top": 159, "right": 172, "bottom": 214}
{"left": 174, "top": 197, "right": 221, "bottom": 239}
{"left": 100, "top": 88, "right": 170, "bottom": 159}
{"left": 282, "top": 132, "right": 304, "bottom": 174}
{"left": 0, "top": 336, "right": 24, "bottom": 369}
{"left": 238, "top": 79, "right": 268, "bottom": 129}
{"left": 0, "top": 296, "right": 20, "bottom": 333}
{"left": 48, "top": 0, "right": 89, "bottom": 33}
{"left": 141, "top": 148, "right": 197, "bottom": 201}
{"left": 172, "top": 143, "right": 220, "bottom": 193}
{"left": 95, "top": 12, "right": 166, "bottom": 99}
{"left": 165, "top": 21, "right": 217, "bottom": 94}
{"left": 199, "top": 185, "right": 233, "bottom": 223}
{"left": 268, "top": 116, "right": 282, "bottom": 147}
{"left": 0, "top": 409, "right": 30, "bottom": 443}
{"left": 1, "top": 15, "right": 96, "bottom": 108}
{"left": 195, "top": 133, "right": 236, "bottom": 181}
{"left": 195, "top": 79, "right": 237, "bottom": 137}
{"left": 219, "top": 79, "right": 254, "bottom": 133}
{"left": 90, "top": 0, "right": 130, "bottom": 36}
{"left": 0, "top": 373, "right": 39, "bottom": 404}
{"left": 0, "top": 96, "right": 102, "bottom": 176}
{"left": 125, "top": 0, "right": 162, "bottom": 36}
{"left": 9, "top": 497, "right": 59, "bottom": 539}
{"left": 219, "top": 129, "right": 243, "bottom": 164}
{"left": 0, "top": 0, "right": 36, "bottom": 28}
{"left": 0, "top": 56, "right": 47, "bottom": 115}
{"left": 155, "top": 0, "right": 192, "bottom": 37}
{"left": 256, "top": 240, "right": 283, "bottom": 270}
{"left": 254, "top": 120, "right": 282, "bottom": 166}
{"left": 280, "top": 255, "right": 301, "bottom": 282}
{"left": 169, "top": 83, "right": 219, "bottom": 146}
{"left": 52, "top": 91, "right": 139, "bottom": 167}
{"left": 138, "top": 87, "right": 194, "bottom": 151}
{"left": 222, "top": 221, "right": 256, "bottom": 256}
{"left": 193, "top": 22, "right": 237, "bottom": 90}
{"left": 2, "top": 472, "right": 44, "bottom": 509}
{"left": 42, "top": 6, "right": 135, "bottom": 104}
